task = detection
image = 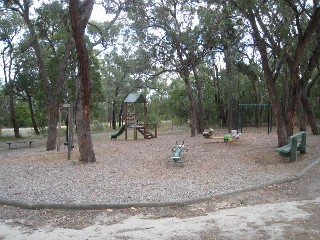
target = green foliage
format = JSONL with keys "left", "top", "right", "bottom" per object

{"left": 167, "top": 79, "right": 190, "bottom": 124}
{"left": 91, "top": 120, "right": 105, "bottom": 133}
{"left": 1, "top": 0, "right": 319, "bottom": 134}
{"left": 0, "top": 89, "right": 10, "bottom": 128}
{"left": 16, "top": 101, "right": 32, "bottom": 127}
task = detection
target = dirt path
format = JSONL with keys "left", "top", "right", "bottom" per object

{"left": 0, "top": 159, "right": 319, "bottom": 240}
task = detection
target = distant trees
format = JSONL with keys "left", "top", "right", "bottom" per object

{"left": 0, "top": 11, "right": 23, "bottom": 138}
{"left": 229, "top": 0, "right": 320, "bottom": 145}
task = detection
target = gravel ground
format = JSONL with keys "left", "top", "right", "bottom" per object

{"left": 0, "top": 128, "right": 319, "bottom": 207}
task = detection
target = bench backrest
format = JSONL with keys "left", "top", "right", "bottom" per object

{"left": 288, "top": 131, "right": 306, "bottom": 148}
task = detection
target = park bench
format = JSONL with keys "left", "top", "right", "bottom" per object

{"left": 275, "top": 131, "right": 306, "bottom": 162}
{"left": 5, "top": 140, "right": 34, "bottom": 149}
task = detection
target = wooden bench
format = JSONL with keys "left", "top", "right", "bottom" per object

{"left": 6, "top": 140, "right": 34, "bottom": 149}
{"left": 275, "top": 131, "right": 306, "bottom": 162}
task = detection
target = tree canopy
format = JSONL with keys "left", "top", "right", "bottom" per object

{"left": 0, "top": 0, "right": 319, "bottom": 148}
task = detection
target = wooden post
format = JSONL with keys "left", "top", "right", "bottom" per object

{"left": 134, "top": 104, "right": 137, "bottom": 140}
{"left": 125, "top": 103, "right": 128, "bottom": 140}
{"left": 144, "top": 102, "right": 147, "bottom": 139}
{"left": 67, "top": 102, "right": 73, "bottom": 160}
{"left": 57, "top": 105, "right": 62, "bottom": 151}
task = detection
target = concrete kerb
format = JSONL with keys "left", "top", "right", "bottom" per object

{"left": 1, "top": 158, "right": 320, "bottom": 211}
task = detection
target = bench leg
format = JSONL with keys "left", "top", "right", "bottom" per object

{"left": 290, "top": 148, "right": 297, "bottom": 162}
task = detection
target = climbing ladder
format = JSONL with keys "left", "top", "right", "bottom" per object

{"left": 136, "top": 126, "right": 155, "bottom": 139}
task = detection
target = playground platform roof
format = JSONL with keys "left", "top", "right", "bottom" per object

{"left": 124, "top": 92, "right": 147, "bottom": 103}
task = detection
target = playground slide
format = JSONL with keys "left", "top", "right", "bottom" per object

{"left": 111, "top": 124, "right": 126, "bottom": 140}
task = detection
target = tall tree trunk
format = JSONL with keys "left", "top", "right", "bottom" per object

{"left": 19, "top": 1, "right": 71, "bottom": 150}
{"left": 224, "top": 50, "right": 238, "bottom": 132}
{"left": 1, "top": 41, "right": 20, "bottom": 138}
{"left": 9, "top": 82, "right": 20, "bottom": 138}
{"left": 298, "top": 101, "right": 306, "bottom": 131}
{"left": 180, "top": 68, "right": 196, "bottom": 137}
{"left": 213, "top": 64, "right": 226, "bottom": 127}
{"left": 26, "top": 92, "right": 40, "bottom": 135}
{"left": 244, "top": 8, "right": 287, "bottom": 146}
{"left": 118, "top": 102, "right": 124, "bottom": 127}
{"left": 236, "top": 62, "right": 262, "bottom": 127}
{"left": 285, "top": 6, "right": 320, "bottom": 135}
{"left": 301, "top": 89, "right": 320, "bottom": 135}
{"left": 112, "top": 99, "right": 116, "bottom": 130}
{"left": 192, "top": 65, "right": 205, "bottom": 134}
{"left": 70, "top": 0, "right": 96, "bottom": 162}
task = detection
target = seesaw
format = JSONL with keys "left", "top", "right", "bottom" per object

{"left": 170, "top": 141, "right": 185, "bottom": 162}
{"left": 203, "top": 129, "right": 240, "bottom": 142}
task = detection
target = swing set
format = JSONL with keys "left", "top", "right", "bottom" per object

{"left": 238, "top": 103, "right": 272, "bottom": 134}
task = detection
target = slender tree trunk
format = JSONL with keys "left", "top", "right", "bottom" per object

{"left": 224, "top": 50, "right": 238, "bottom": 132}
{"left": 8, "top": 82, "right": 20, "bottom": 138}
{"left": 213, "top": 64, "right": 226, "bottom": 127}
{"left": 112, "top": 99, "right": 116, "bottom": 129}
{"left": 19, "top": 2, "right": 71, "bottom": 150}
{"left": 244, "top": 8, "right": 287, "bottom": 146}
{"left": 181, "top": 69, "right": 196, "bottom": 137}
{"left": 2, "top": 43, "right": 20, "bottom": 138}
{"left": 301, "top": 91, "right": 320, "bottom": 134}
{"left": 286, "top": 72, "right": 299, "bottom": 136}
{"left": 192, "top": 65, "right": 205, "bottom": 134}
{"left": 27, "top": 93, "right": 40, "bottom": 135}
{"left": 70, "top": 0, "right": 96, "bottom": 162}
{"left": 118, "top": 102, "right": 124, "bottom": 127}
{"left": 46, "top": 97, "right": 59, "bottom": 149}
{"left": 298, "top": 101, "right": 306, "bottom": 131}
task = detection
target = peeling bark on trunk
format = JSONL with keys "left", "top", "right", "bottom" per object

{"left": 70, "top": 0, "right": 96, "bottom": 162}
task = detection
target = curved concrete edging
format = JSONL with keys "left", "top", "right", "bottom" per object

{"left": 1, "top": 158, "right": 320, "bottom": 210}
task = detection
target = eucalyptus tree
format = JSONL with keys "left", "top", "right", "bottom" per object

{"left": 0, "top": 86, "right": 10, "bottom": 130}
{"left": 1, "top": 0, "right": 73, "bottom": 150}
{"left": 206, "top": 3, "right": 246, "bottom": 130}
{"left": 70, "top": 0, "right": 96, "bottom": 162}
{"left": 0, "top": 11, "right": 23, "bottom": 138}
{"left": 230, "top": 0, "right": 320, "bottom": 146}
{"left": 297, "top": 12, "right": 320, "bottom": 134}
{"left": 14, "top": 46, "right": 41, "bottom": 135}
{"left": 87, "top": 0, "right": 124, "bottom": 52}
{"left": 126, "top": 0, "right": 209, "bottom": 136}
{"left": 102, "top": 48, "right": 136, "bottom": 129}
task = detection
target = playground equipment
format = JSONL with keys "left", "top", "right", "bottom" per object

{"left": 111, "top": 124, "right": 126, "bottom": 140}
{"left": 239, "top": 103, "right": 272, "bottom": 134}
{"left": 202, "top": 128, "right": 214, "bottom": 138}
{"left": 122, "top": 92, "right": 156, "bottom": 140}
{"left": 170, "top": 141, "right": 185, "bottom": 162}
{"left": 57, "top": 102, "right": 75, "bottom": 160}
{"left": 203, "top": 129, "right": 241, "bottom": 142}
